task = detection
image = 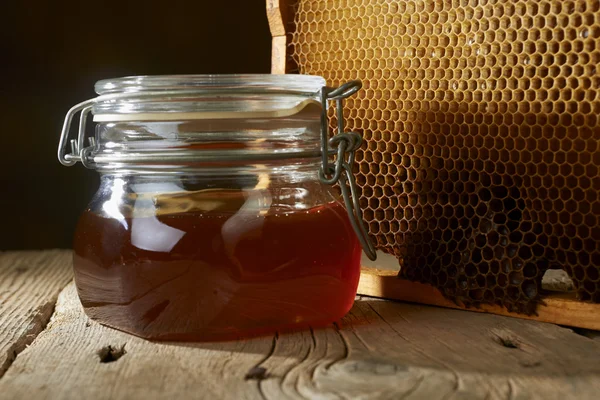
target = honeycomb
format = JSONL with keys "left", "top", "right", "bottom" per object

{"left": 286, "top": 0, "right": 600, "bottom": 312}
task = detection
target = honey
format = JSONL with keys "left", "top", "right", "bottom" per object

{"left": 58, "top": 75, "right": 370, "bottom": 340}
{"left": 73, "top": 198, "right": 361, "bottom": 341}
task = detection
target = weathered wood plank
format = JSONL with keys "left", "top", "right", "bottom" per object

{"left": 358, "top": 267, "right": 600, "bottom": 330}
{"left": 2, "top": 280, "right": 599, "bottom": 399}
{"left": 0, "top": 250, "right": 72, "bottom": 377}
{"left": 0, "top": 283, "right": 272, "bottom": 399}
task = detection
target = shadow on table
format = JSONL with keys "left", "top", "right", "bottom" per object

{"left": 159, "top": 297, "right": 600, "bottom": 377}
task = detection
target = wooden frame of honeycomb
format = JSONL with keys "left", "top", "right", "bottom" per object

{"left": 267, "top": 0, "right": 600, "bottom": 329}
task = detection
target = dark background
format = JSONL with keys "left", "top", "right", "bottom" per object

{"left": 0, "top": 1, "right": 271, "bottom": 249}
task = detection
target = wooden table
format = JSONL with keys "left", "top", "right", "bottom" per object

{"left": 1, "top": 251, "right": 599, "bottom": 399}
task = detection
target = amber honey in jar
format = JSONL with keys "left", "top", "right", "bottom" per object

{"left": 58, "top": 75, "right": 375, "bottom": 340}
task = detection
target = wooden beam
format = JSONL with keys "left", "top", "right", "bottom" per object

{"left": 0, "top": 250, "right": 72, "bottom": 377}
{"left": 358, "top": 267, "right": 600, "bottom": 330}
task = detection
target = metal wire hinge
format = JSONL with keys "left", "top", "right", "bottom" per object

{"left": 58, "top": 82, "right": 377, "bottom": 260}
{"left": 319, "top": 81, "right": 377, "bottom": 261}
{"left": 57, "top": 99, "right": 97, "bottom": 168}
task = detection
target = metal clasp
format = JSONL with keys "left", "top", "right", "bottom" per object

{"left": 319, "top": 81, "right": 377, "bottom": 261}
{"left": 57, "top": 99, "right": 96, "bottom": 168}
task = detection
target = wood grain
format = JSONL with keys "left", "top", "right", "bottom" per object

{"left": 267, "top": 0, "right": 293, "bottom": 74}
{"left": 358, "top": 267, "right": 600, "bottom": 330}
{"left": 0, "top": 283, "right": 272, "bottom": 399}
{"left": 1, "top": 280, "right": 599, "bottom": 399}
{"left": 0, "top": 250, "right": 72, "bottom": 377}
{"left": 266, "top": 0, "right": 289, "bottom": 37}
{"left": 271, "top": 36, "right": 287, "bottom": 74}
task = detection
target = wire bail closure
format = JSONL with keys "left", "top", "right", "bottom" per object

{"left": 57, "top": 79, "right": 377, "bottom": 260}
{"left": 319, "top": 81, "right": 377, "bottom": 261}
{"left": 57, "top": 99, "right": 97, "bottom": 169}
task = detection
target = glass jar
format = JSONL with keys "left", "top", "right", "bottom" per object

{"left": 58, "top": 75, "right": 375, "bottom": 341}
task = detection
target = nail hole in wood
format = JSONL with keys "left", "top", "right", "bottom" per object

{"left": 244, "top": 366, "right": 268, "bottom": 380}
{"left": 98, "top": 345, "right": 126, "bottom": 363}
{"left": 496, "top": 337, "right": 520, "bottom": 349}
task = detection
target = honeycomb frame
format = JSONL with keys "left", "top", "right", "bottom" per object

{"left": 269, "top": 0, "right": 600, "bottom": 313}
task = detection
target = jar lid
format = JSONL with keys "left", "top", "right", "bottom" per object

{"left": 95, "top": 74, "right": 326, "bottom": 94}
{"left": 59, "top": 74, "right": 328, "bottom": 168}
{"left": 92, "top": 74, "right": 326, "bottom": 121}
